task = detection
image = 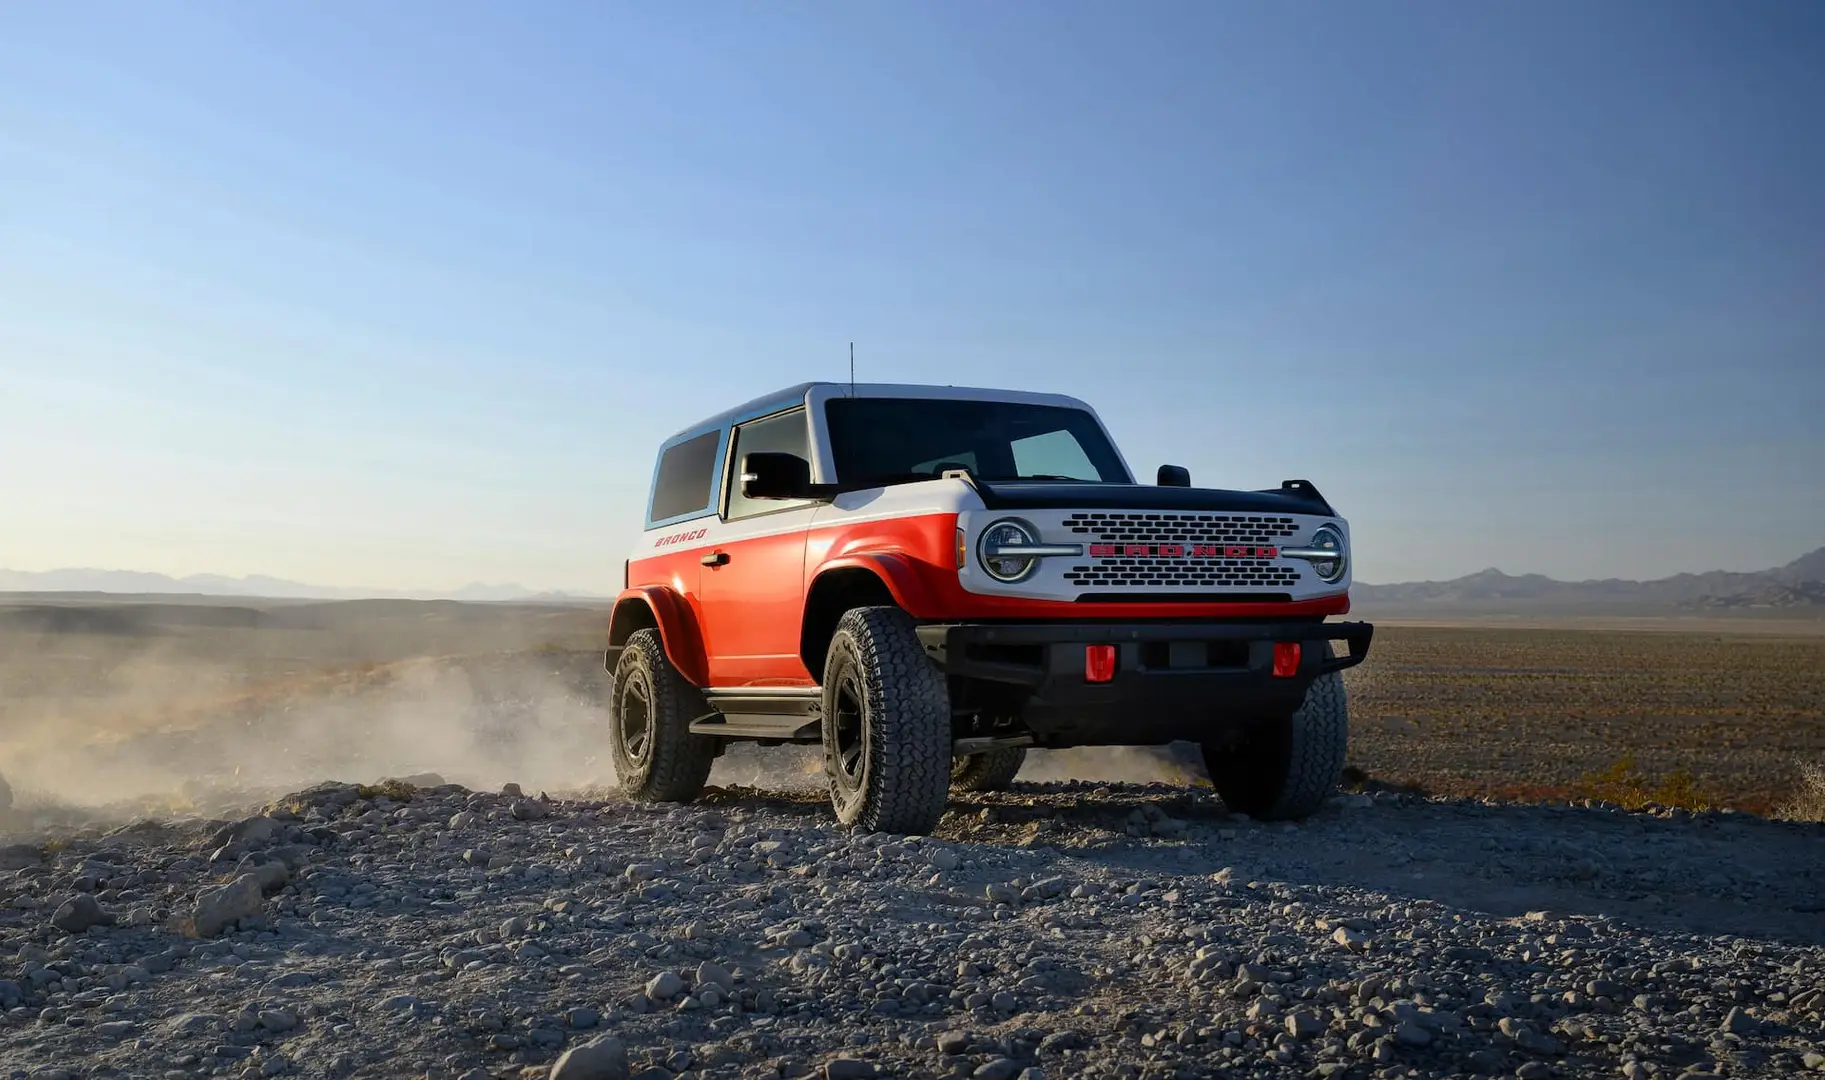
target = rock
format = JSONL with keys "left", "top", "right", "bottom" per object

{"left": 550, "top": 1034, "right": 629, "bottom": 1080}
{"left": 929, "top": 848, "right": 960, "bottom": 871}
{"left": 696, "top": 960, "right": 734, "bottom": 992}
{"left": 824, "top": 1061, "right": 875, "bottom": 1080}
{"left": 235, "top": 855, "right": 292, "bottom": 894}
{"left": 1721, "top": 1007, "right": 1758, "bottom": 1036}
{"left": 50, "top": 893, "right": 112, "bottom": 934}
{"left": 1800, "top": 1051, "right": 1824, "bottom": 1071}
{"left": 1394, "top": 1021, "right": 1433, "bottom": 1047}
{"left": 193, "top": 873, "right": 265, "bottom": 938}
{"left": 645, "top": 970, "right": 685, "bottom": 1000}
{"left": 1515, "top": 1064, "right": 1552, "bottom": 1080}
{"left": 937, "top": 1030, "right": 971, "bottom": 1055}
{"left": 1286, "top": 1010, "right": 1324, "bottom": 1039}
{"left": 213, "top": 815, "right": 281, "bottom": 849}
{"left": 1332, "top": 926, "right": 1368, "bottom": 951}
{"left": 1, "top": 843, "right": 43, "bottom": 870}
{"left": 258, "top": 1010, "right": 299, "bottom": 1033}
{"left": 510, "top": 798, "right": 549, "bottom": 821}
{"left": 973, "top": 1060, "right": 1024, "bottom": 1080}
{"left": 169, "top": 1013, "right": 224, "bottom": 1035}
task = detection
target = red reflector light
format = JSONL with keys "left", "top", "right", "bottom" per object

{"left": 1085, "top": 644, "right": 1116, "bottom": 683}
{"left": 1272, "top": 642, "right": 1302, "bottom": 678}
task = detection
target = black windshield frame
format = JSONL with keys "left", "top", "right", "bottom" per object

{"left": 823, "top": 397, "right": 1132, "bottom": 487}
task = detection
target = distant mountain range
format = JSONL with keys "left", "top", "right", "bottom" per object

{"left": 3, "top": 547, "right": 1821, "bottom": 614}
{"left": 1353, "top": 546, "right": 1825, "bottom": 615}
{"left": 0, "top": 568, "right": 610, "bottom": 604}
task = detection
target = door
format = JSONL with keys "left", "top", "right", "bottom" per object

{"left": 696, "top": 406, "right": 819, "bottom": 688}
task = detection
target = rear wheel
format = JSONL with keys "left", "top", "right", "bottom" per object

{"left": 950, "top": 747, "right": 1026, "bottom": 792}
{"left": 821, "top": 606, "right": 953, "bottom": 834}
{"left": 609, "top": 628, "right": 716, "bottom": 803}
{"left": 1201, "top": 646, "right": 1348, "bottom": 820}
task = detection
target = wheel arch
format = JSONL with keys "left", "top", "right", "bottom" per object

{"left": 800, "top": 560, "right": 916, "bottom": 678}
{"left": 607, "top": 586, "right": 710, "bottom": 687}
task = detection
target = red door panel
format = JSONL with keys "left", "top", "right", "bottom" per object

{"left": 697, "top": 516, "right": 816, "bottom": 688}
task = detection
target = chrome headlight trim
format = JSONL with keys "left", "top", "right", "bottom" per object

{"left": 1282, "top": 523, "right": 1347, "bottom": 584}
{"left": 977, "top": 517, "right": 1042, "bottom": 583}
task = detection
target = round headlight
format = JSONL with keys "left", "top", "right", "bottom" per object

{"left": 977, "top": 518, "right": 1040, "bottom": 583}
{"left": 1307, "top": 524, "right": 1347, "bottom": 584}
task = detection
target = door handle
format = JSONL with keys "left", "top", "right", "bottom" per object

{"left": 701, "top": 551, "right": 729, "bottom": 567}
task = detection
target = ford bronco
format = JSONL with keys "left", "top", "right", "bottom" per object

{"left": 606, "top": 381, "right": 1372, "bottom": 834}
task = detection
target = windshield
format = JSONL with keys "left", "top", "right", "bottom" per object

{"left": 824, "top": 397, "right": 1130, "bottom": 486}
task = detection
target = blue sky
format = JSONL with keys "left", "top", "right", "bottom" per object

{"left": 2, "top": 1, "right": 1821, "bottom": 593}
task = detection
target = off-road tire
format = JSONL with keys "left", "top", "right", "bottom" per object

{"left": 820, "top": 606, "right": 953, "bottom": 834}
{"left": 950, "top": 747, "right": 1026, "bottom": 792}
{"left": 1201, "top": 645, "right": 1348, "bottom": 820}
{"left": 609, "top": 628, "right": 716, "bottom": 803}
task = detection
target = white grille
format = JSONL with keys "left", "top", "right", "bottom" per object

{"left": 1062, "top": 512, "right": 1299, "bottom": 547}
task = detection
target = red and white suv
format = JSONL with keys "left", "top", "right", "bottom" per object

{"left": 606, "top": 381, "right": 1372, "bottom": 834}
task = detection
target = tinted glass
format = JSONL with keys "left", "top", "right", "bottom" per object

{"left": 648, "top": 429, "right": 721, "bottom": 523}
{"left": 825, "top": 398, "right": 1128, "bottom": 485}
{"left": 726, "top": 408, "right": 814, "bottom": 520}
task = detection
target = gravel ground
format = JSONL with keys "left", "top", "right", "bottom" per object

{"left": 2, "top": 775, "right": 1823, "bottom": 1080}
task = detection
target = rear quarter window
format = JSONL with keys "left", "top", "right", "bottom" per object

{"left": 648, "top": 429, "right": 722, "bottom": 525}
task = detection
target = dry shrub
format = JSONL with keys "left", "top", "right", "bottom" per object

{"left": 1573, "top": 754, "right": 1717, "bottom": 812}
{"left": 1338, "top": 764, "right": 1430, "bottom": 798}
{"left": 1774, "top": 759, "right": 1825, "bottom": 823}
{"left": 356, "top": 778, "right": 421, "bottom": 802}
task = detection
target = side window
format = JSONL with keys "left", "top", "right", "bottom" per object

{"left": 648, "top": 429, "right": 722, "bottom": 525}
{"left": 1010, "top": 429, "right": 1100, "bottom": 480}
{"left": 725, "top": 407, "right": 814, "bottom": 521}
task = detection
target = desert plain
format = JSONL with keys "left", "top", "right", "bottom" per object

{"left": 1, "top": 595, "right": 1821, "bottom": 1080}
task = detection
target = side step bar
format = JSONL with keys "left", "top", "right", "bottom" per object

{"left": 953, "top": 734, "right": 1035, "bottom": 756}
{"left": 688, "top": 714, "right": 822, "bottom": 742}
{"left": 690, "top": 689, "right": 823, "bottom": 743}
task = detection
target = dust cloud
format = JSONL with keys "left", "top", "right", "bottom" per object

{"left": 0, "top": 624, "right": 1203, "bottom": 832}
{"left": 0, "top": 654, "right": 618, "bottom": 823}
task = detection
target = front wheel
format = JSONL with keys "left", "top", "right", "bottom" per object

{"left": 609, "top": 628, "right": 716, "bottom": 803}
{"left": 1201, "top": 649, "right": 1349, "bottom": 821}
{"left": 821, "top": 606, "right": 953, "bottom": 834}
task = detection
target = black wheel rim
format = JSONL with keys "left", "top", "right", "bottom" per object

{"left": 831, "top": 668, "right": 867, "bottom": 792}
{"left": 619, "top": 670, "right": 653, "bottom": 766}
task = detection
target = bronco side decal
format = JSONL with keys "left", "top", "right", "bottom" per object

{"left": 654, "top": 527, "right": 709, "bottom": 548}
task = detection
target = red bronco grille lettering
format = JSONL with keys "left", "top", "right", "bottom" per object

{"left": 1088, "top": 543, "right": 1278, "bottom": 559}
{"left": 654, "top": 527, "right": 708, "bottom": 548}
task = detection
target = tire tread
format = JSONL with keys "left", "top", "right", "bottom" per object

{"left": 612, "top": 628, "right": 716, "bottom": 803}
{"left": 824, "top": 606, "right": 952, "bottom": 833}
{"left": 951, "top": 747, "right": 1027, "bottom": 792}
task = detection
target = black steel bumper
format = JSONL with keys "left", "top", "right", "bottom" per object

{"left": 915, "top": 619, "right": 1373, "bottom": 747}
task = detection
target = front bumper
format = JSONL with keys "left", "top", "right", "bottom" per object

{"left": 916, "top": 619, "right": 1373, "bottom": 747}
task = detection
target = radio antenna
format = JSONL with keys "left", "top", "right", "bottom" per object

{"left": 848, "top": 342, "right": 855, "bottom": 396}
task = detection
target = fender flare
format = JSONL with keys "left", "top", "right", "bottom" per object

{"left": 607, "top": 586, "right": 710, "bottom": 687}
{"left": 810, "top": 552, "right": 942, "bottom": 618}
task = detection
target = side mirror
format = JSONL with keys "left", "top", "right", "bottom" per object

{"left": 1157, "top": 464, "right": 1191, "bottom": 487}
{"left": 740, "top": 452, "right": 813, "bottom": 500}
